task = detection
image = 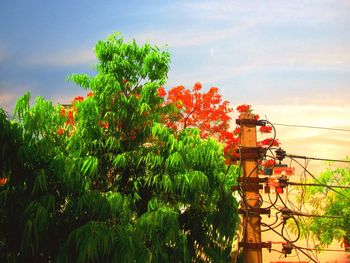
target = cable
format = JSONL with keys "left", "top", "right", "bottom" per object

{"left": 291, "top": 211, "right": 345, "bottom": 219}
{"left": 272, "top": 122, "right": 350, "bottom": 132}
{"left": 293, "top": 244, "right": 350, "bottom": 253}
{"left": 288, "top": 156, "right": 350, "bottom": 202}
{"left": 260, "top": 223, "right": 318, "bottom": 263}
{"left": 286, "top": 153, "right": 350, "bottom": 164}
{"left": 287, "top": 181, "right": 350, "bottom": 189}
{"left": 276, "top": 193, "right": 301, "bottom": 244}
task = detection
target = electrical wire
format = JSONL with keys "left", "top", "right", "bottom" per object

{"left": 288, "top": 156, "right": 350, "bottom": 202}
{"left": 259, "top": 124, "right": 317, "bottom": 260}
{"left": 262, "top": 187, "right": 278, "bottom": 209}
{"left": 260, "top": 223, "right": 318, "bottom": 263}
{"left": 236, "top": 118, "right": 349, "bottom": 262}
{"left": 291, "top": 212, "right": 344, "bottom": 219}
{"left": 240, "top": 119, "right": 277, "bottom": 195}
{"left": 272, "top": 122, "right": 350, "bottom": 132}
{"left": 286, "top": 153, "right": 350, "bottom": 164}
{"left": 275, "top": 192, "right": 301, "bottom": 244}
{"left": 294, "top": 246, "right": 350, "bottom": 253}
{"left": 287, "top": 181, "right": 350, "bottom": 189}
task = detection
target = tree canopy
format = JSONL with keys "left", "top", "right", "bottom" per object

{"left": 0, "top": 33, "right": 239, "bottom": 262}
{"left": 298, "top": 164, "right": 350, "bottom": 247}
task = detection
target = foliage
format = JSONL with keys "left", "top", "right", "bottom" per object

{"left": 301, "top": 164, "right": 350, "bottom": 246}
{"left": 159, "top": 89, "right": 277, "bottom": 167}
{"left": 0, "top": 33, "right": 239, "bottom": 262}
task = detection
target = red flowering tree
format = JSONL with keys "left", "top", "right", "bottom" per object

{"left": 158, "top": 90, "right": 279, "bottom": 167}
{"left": 158, "top": 83, "right": 232, "bottom": 140}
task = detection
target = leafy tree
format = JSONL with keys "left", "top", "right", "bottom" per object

{"left": 0, "top": 33, "right": 239, "bottom": 262}
{"left": 299, "top": 164, "right": 350, "bottom": 247}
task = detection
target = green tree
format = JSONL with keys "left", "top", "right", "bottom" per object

{"left": 299, "top": 164, "right": 350, "bottom": 247}
{"left": 0, "top": 33, "right": 239, "bottom": 262}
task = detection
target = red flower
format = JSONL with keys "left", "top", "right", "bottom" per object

{"left": 87, "top": 92, "right": 94, "bottom": 98}
{"left": 0, "top": 178, "right": 8, "bottom": 186}
{"left": 98, "top": 121, "right": 109, "bottom": 129}
{"left": 258, "top": 138, "right": 280, "bottom": 147}
{"left": 66, "top": 120, "right": 74, "bottom": 125}
{"left": 237, "top": 104, "right": 251, "bottom": 113}
{"left": 60, "top": 108, "right": 66, "bottom": 117}
{"left": 233, "top": 126, "right": 241, "bottom": 135}
{"left": 193, "top": 82, "right": 202, "bottom": 91}
{"left": 73, "top": 96, "right": 84, "bottom": 103}
{"left": 259, "top": 125, "right": 272, "bottom": 134}
{"left": 166, "top": 122, "right": 178, "bottom": 131}
{"left": 262, "top": 159, "right": 275, "bottom": 168}
{"left": 157, "top": 87, "right": 166, "bottom": 97}
{"left": 57, "top": 128, "right": 65, "bottom": 135}
{"left": 68, "top": 110, "right": 74, "bottom": 120}
{"left": 65, "top": 110, "right": 75, "bottom": 125}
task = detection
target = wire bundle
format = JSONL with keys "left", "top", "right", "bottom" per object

{"left": 237, "top": 120, "right": 350, "bottom": 262}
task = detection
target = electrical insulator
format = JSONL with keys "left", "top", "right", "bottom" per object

{"left": 280, "top": 207, "right": 293, "bottom": 222}
{"left": 282, "top": 242, "right": 293, "bottom": 255}
{"left": 275, "top": 147, "right": 286, "bottom": 162}
{"left": 278, "top": 175, "right": 289, "bottom": 188}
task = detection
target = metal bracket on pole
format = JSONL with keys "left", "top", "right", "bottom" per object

{"left": 238, "top": 147, "right": 266, "bottom": 160}
{"left": 238, "top": 208, "right": 270, "bottom": 216}
{"left": 239, "top": 242, "right": 272, "bottom": 251}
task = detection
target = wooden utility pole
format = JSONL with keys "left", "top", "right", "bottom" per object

{"left": 238, "top": 112, "right": 263, "bottom": 263}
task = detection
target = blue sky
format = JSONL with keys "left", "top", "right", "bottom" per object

{"left": 1, "top": 2, "right": 350, "bottom": 258}
{"left": 1, "top": 0, "right": 350, "bottom": 164}
{"left": 1, "top": 0, "right": 349, "bottom": 110}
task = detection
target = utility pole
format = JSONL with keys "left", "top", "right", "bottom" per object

{"left": 237, "top": 112, "right": 264, "bottom": 263}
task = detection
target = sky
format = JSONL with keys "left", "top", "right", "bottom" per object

{"left": 1, "top": 0, "right": 350, "bottom": 164}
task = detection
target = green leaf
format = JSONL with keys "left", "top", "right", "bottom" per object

{"left": 112, "top": 154, "right": 126, "bottom": 168}
{"left": 81, "top": 156, "right": 99, "bottom": 177}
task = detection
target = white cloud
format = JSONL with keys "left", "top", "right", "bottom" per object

{"left": 178, "top": 0, "right": 349, "bottom": 25}
{"left": 133, "top": 26, "right": 248, "bottom": 48}
{"left": 25, "top": 47, "right": 96, "bottom": 67}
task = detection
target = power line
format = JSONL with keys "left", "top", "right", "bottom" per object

{"left": 286, "top": 153, "right": 350, "bottom": 164}
{"left": 287, "top": 181, "right": 350, "bottom": 189}
{"left": 291, "top": 211, "right": 345, "bottom": 219}
{"left": 272, "top": 122, "right": 350, "bottom": 132}
{"left": 257, "top": 122, "right": 349, "bottom": 261}
{"left": 261, "top": 223, "right": 318, "bottom": 263}
{"left": 293, "top": 245, "right": 349, "bottom": 253}
{"left": 287, "top": 156, "right": 350, "bottom": 202}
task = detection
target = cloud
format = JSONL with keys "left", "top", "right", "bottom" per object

{"left": 178, "top": 0, "right": 349, "bottom": 25}
{"left": 145, "top": 0, "right": 350, "bottom": 49}
{"left": 167, "top": 50, "right": 350, "bottom": 90}
{"left": 226, "top": 104, "right": 349, "bottom": 173}
{"left": 25, "top": 47, "right": 96, "bottom": 67}
{"left": 133, "top": 26, "right": 248, "bottom": 48}
{"left": 254, "top": 104, "right": 350, "bottom": 165}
